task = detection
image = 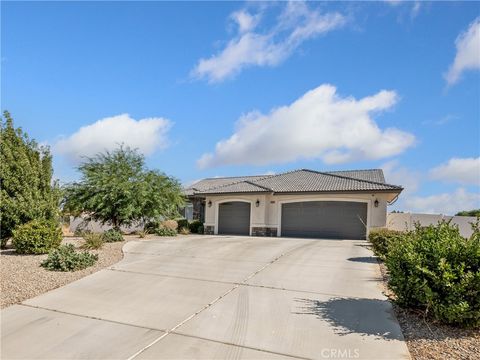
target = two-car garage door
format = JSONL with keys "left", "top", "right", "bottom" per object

{"left": 281, "top": 201, "right": 367, "bottom": 240}
{"left": 217, "top": 200, "right": 368, "bottom": 239}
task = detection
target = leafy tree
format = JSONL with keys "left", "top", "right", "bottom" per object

{"left": 0, "top": 111, "right": 60, "bottom": 248}
{"left": 63, "top": 146, "right": 184, "bottom": 229}
{"left": 455, "top": 209, "right": 480, "bottom": 217}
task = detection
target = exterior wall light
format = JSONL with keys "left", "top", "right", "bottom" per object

{"left": 255, "top": 199, "right": 260, "bottom": 207}
{"left": 374, "top": 199, "right": 379, "bottom": 208}
{"left": 208, "top": 200, "right": 212, "bottom": 207}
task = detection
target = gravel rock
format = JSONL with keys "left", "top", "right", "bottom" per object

{"left": 378, "top": 262, "right": 480, "bottom": 360}
{"left": 1, "top": 237, "right": 125, "bottom": 309}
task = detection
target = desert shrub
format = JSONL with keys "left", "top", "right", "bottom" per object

{"left": 103, "top": 228, "right": 123, "bottom": 242}
{"left": 41, "top": 244, "right": 98, "bottom": 271}
{"left": 368, "top": 228, "right": 403, "bottom": 260}
{"left": 177, "top": 218, "right": 189, "bottom": 231}
{"left": 137, "top": 230, "right": 147, "bottom": 238}
{"left": 162, "top": 219, "right": 178, "bottom": 231}
{"left": 155, "top": 227, "right": 177, "bottom": 237}
{"left": 189, "top": 220, "right": 203, "bottom": 234}
{"left": 12, "top": 219, "right": 62, "bottom": 254}
{"left": 144, "top": 220, "right": 161, "bottom": 234}
{"left": 74, "top": 228, "right": 91, "bottom": 237}
{"left": 386, "top": 220, "right": 480, "bottom": 327}
{"left": 82, "top": 233, "right": 104, "bottom": 250}
{"left": 179, "top": 227, "right": 190, "bottom": 235}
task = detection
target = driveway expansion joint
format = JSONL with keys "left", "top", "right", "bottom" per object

{"left": 126, "top": 241, "right": 314, "bottom": 360}
{"left": 19, "top": 303, "right": 165, "bottom": 333}
{"left": 109, "top": 268, "right": 357, "bottom": 299}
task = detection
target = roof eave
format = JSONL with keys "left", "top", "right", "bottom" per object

{"left": 272, "top": 188, "right": 403, "bottom": 195}
{"left": 193, "top": 191, "right": 272, "bottom": 196}
{"left": 193, "top": 188, "right": 403, "bottom": 197}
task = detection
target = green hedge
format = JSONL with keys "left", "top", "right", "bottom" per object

{"left": 385, "top": 220, "right": 480, "bottom": 327}
{"left": 368, "top": 228, "right": 403, "bottom": 260}
{"left": 12, "top": 219, "right": 62, "bottom": 254}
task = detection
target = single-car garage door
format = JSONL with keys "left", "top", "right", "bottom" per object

{"left": 218, "top": 202, "right": 251, "bottom": 235}
{"left": 281, "top": 201, "right": 367, "bottom": 240}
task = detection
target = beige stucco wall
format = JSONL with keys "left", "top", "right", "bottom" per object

{"left": 204, "top": 192, "right": 394, "bottom": 236}
{"left": 387, "top": 212, "right": 477, "bottom": 238}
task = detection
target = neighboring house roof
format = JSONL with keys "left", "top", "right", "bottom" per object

{"left": 183, "top": 175, "right": 269, "bottom": 196}
{"left": 185, "top": 169, "right": 402, "bottom": 196}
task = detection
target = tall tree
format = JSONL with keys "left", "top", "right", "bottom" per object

{"left": 63, "top": 146, "right": 184, "bottom": 228}
{"left": 0, "top": 111, "right": 60, "bottom": 247}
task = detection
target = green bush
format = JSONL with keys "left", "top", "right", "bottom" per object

{"left": 198, "top": 225, "right": 204, "bottom": 234}
{"left": 368, "top": 228, "right": 403, "bottom": 260}
{"left": 103, "top": 228, "right": 123, "bottom": 242}
{"left": 137, "top": 230, "right": 147, "bottom": 238}
{"left": 177, "top": 219, "right": 189, "bottom": 231}
{"left": 155, "top": 227, "right": 177, "bottom": 237}
{"left": 386, "top": 220, "right": 480, "bottom": 327}
{"left": 189, "top": 220, "right": 203, "bottom": 234}
{"left": 82, "top": 233, "right": 104, "bottom": 250}
{"left": 12, "top": 219, "right": 62, "bottom": 254}
{"left": 144, "top": 220, "right": 160, "bottom": 234}
{"left": 41, "top": 244, "right": 98, "bottom": 271}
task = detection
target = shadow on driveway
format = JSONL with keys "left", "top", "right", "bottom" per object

{"left": 347, "top": 256, "right": 379, "bottom": 264}
{"left": 293, "top": 297, "right": 403, "bottom": 341}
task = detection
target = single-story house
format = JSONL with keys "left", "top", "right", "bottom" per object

{"left": 184, "top": 169, "right": 402, "bottom": 240}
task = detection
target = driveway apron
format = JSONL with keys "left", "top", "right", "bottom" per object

{"left": 1, "top": 235, "right": 410, "bottom": 360}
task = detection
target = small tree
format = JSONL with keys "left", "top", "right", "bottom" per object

{"left": 455, "top": 209, "right": 480, "bottom": 217}
{"left": 63, "top": 146, "right": 184, "bottom": 229}
{"left": 0, "top": 111, "right": 60, "bottom": 248}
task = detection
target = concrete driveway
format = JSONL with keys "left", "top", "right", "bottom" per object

{"left": 1, "top": 235, "right": 410, "bottom": 360}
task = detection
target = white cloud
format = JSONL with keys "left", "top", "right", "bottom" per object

{"left": 55, "top": 114, "right": 171, "bottom": 163}
{"left": 382, "top": 160, "right": 420, "bottom": 194}
{"left": 197, "top": 84, "right": 415, "bottom": 168}
{"left": 445, "top": 17, "right": 480, "bottom": 85}
{"left": 404, "top": 188, "right": 480, "bottom": 215}
{"left": 192, "top": 2, "right": 347, "bottom": 82}
{"left": 410, "top": 2, "right": 421, "bottom": 20}
{"left": 384, "top": 0, "right": 402, "bottom": 6}
{"left": 422, "top": 114, "right": 459, "bottom": 126}
{"left": 231, "top": 10, "right": 260, "bottom": 33}
{"left": 430, "top": 157, "right": 480, "bottom": 185}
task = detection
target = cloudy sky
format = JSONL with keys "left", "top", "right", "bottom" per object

{"left": 2, "top": 1, "right": 479, "bottom": 215}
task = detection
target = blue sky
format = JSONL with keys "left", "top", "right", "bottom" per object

{"left": 2, "top": 1, "right": 479, "bottom": 214}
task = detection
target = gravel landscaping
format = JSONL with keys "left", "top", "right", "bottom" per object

{"left": 1, "top": 237, "right": 126, "bottom": 309}
{"left": 379, "top": 262, "right": 480, "bottom": 360}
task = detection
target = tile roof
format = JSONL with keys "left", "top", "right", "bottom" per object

{"left": 185, "top": 169, "right": 402, "bottom": 196}
{"left": 183, "top": 175, "right": 269, "bottom": 196}
{"left": 325, "top": 169, "right": 385, "bottom": 183}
